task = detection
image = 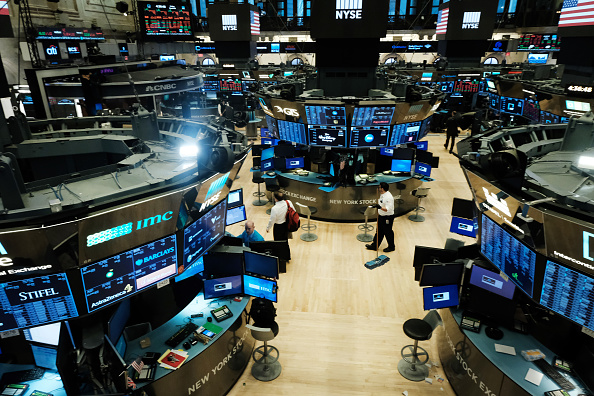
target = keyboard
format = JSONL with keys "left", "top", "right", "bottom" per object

{"left": 0, "top": 368, "right": 45, "bottom": 384}
{"left": 165, "top": 322, "right": 198, "bottom": 348}
{"left": 533, "top": 359, "right": 575, "bottom": 391}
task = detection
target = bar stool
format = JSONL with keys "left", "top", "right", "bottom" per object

{"left": 395, "top": 182, "right": 406, "bottom": 204}
{"left": 265, "top": 177, "right": 280, "bottom": 215}
{"left": 246, "top": 324, "right": 282, "bottom": 381}
{"left": 398, "top": 310, "right": 442, "bottom": 381}
{"left": 252, "top": 171, "right": 267, "bottom": 206}
{"left": 408, "top": 187, "right": 430, "bottom": 222}
{"left": 357, "top": 206, "right": 376, "bottom": 242}
{"left": 295, "top": 202, "right": 318, "bottom": 242}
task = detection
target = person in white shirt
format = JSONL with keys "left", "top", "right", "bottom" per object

{"left": 366, "top": 182, "right": 396, "bottom": 253}
{"left": 266, "top": 192, "right": 296, "bottom": 241}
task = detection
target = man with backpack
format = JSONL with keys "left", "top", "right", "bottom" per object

{"left": 266, "top": 192, "right": 297, "bottom": 241}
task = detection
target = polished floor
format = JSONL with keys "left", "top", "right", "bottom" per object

{"left": 226, "top": 134, "right": 473, "bottom": 396}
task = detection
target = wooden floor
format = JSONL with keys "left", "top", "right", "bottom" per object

{"left": 226, "top": 134, "right": 473, "bottom": 396}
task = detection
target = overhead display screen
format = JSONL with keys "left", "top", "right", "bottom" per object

{"left": 219, "top": 78, "right": 242, "bottom": 92}
{"left": 183, "top": 199, "right": 227, "bottom": 267}
{"left": 310, "top": 0, "right": 389, "bottom": 39}
{"left": 308, "top": 126, "right": 346, "bottom": 147}
{"left": 277, "top": 120, "right": 308, "bottom": 145}
{"left": 436, "top": 0, "right": 498, "bottom": 41}
{"left": 139, "top": 2, "right": 193, "bottom": 40}
{"left": 305, "top": 106, "right": 346, "bottom": 126}
{"left": 0, "top": 273, "right": 79, "bottom": 332}
{"left": 351, "top": 107, "right": 395, "bottom": 126}
{"left": 36, "top": 27, "right": 104, "bottom": 41}
{"left": 81, "top": 235, "right": 177, "bottom": 312}
{"left": 540, "top": 260, "right": 594, "bottom": 332}
{"left": 500, "top": 97, "right": 524, "bottom": 116}
{"left": 389, "top": 121, "right": 421, "bottom": 146}
{"left": 453, "top": 80, "right": 480, "bottom": 93}
{"left": 350, "top": 126, "right": 390, "bottom": 148}
{"left": 480, "top": 214, "right": 536, "bottom": 297}
{"left": 517, "top": 34, "right": 561, "bottom": 51}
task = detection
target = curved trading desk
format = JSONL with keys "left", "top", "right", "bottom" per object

{"left": 438, "top": 308, "right": 591, "bottom": 396}
{"left": 275, "top": 171, "right": 425, "bottom": 222}
{"left": 125, "top": 294, "right": 254, "bottom": 396}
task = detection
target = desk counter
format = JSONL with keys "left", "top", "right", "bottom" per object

{"left": 0, "top": 364, "right": 65, "bottom": 396}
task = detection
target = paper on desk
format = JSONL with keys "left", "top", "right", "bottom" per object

{"left": 494, "top": 344, "right": 516, "bottom": 355}
{"left": 525, "top": 368, "right": 544, "bottom": 386}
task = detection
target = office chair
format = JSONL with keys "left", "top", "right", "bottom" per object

{"left": 295, "top": 202, "right": 318, "bottom": 242}
{"left": 398, "top": 310, "right": 442, "bottom": 381}
{"left": 409, "top": 187, "right": 430, "bottom": 222}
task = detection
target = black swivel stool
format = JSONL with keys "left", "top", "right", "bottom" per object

{"left": 398, "top": 310, "right": 442, "bottom": 381}
{"left": 395, "top": 182, "right": 406, "bottom": 204}
{"left": 357, "top": 206, "right": 376, "bottom": 242}
{"left": 409, "top": 187, "right": 430, "bottom": 222}
{"left": 252, "top": 171, "right": 267, "bottom": 206}
{"left": 265, "top": 177, "right": 280, "bottom": 215}
{"left": 295, "top": 203, "right": 318, "bottom": 242}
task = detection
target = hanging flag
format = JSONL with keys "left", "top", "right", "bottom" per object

{"left": 250, "top": 10, "right": 260, "bottom": 35}
{"left": 436, "top": 7, "right": 449, "bottom": 35}
{"left": 559, "top": 0, "right": 594, "bottom": 27}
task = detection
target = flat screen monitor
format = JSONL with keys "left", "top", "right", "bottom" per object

{"left": 390, "top": 122, "right": 421, "bottom": 146}
{"left": 469, "top": 266, "right": 515, "bottom": 300}
{"left": 261, "top": 138, "right": 279, "bottom": 146}
{"left": 500, "top": 97, "right": 524, "bottom": 116}
{"left": 351, "top": 106, "right": 395, "bottom": 126}
{"left": 517, "top": 34, "right": 561, "bottom": 51}
{"left": 414, "top": 162, "right": 431, "bottom": 177}
{"left": 329, "top": 163, "right": 336, "bottom": 177}
{"left": 244, "top": 250, "right": 279, "bottom": 279}
{"left": 308, "top": 126, "right": 347, "bottom": 147}
{"left": 243, "top": 274, "right": 278, "bottom": 302}
{"left": 380, "top": 147, "right": 394, "bottom": 156}
{"left": 250, "top": 240, "right": 291, "bottom": 261}
{"left": 204, "top": 275, "right": 243, "bottom": 300}
{"left": 0, "top": 273, "right": 79, "bottom": 332}
{"left": 226, "top": 205, "right": 247, "bottom": 226}
{"left": 391, "top": 159, "right": 412, "bottom": 173}
{"left": 30, "top": 344, "right": 58, "bottom": 371}
{"left": 261, "top": 147, "right": 274, "bottom": 161}
{"left": 286, "top": 157, "right": 305, "bottom": 169}
{"left": 566, "top": 100, "right": 591, "bottom": 112}
{"left": 349, "top": 126, "right": 390, "bottom": 148}
{"left": 203, "top": 252, "right": 244, "bottom": 279}
{"left": 419, "top": 263, "right": 464, "bottom": 286}
{"left": 415, "top": 150, "right": 433, "bottom": 165}
{"left": 227, "top": 188, "right": 243, "bottom": 209}
{"left": 393, "top": 148, "right": 415, "bottom": 160}
{"left": 81, "top": 234, "right": 178, "bottom": 312}
{"left": 414, "top": 141, "right": 428, "bottom": 151}
{"left": 480, "top": 214, "right": 536, "bottom": 298}
{"left": 451, "top": 198, "right": 475, "bottom": 219}
{"left": 305, "top": 105, "right": 346, "bottom": 126}
{"left": 274, "top": 144, "right": 295, "bottom": 158}
{"left": 450, "top": 217, "right": 477, "bottom": 238}
{"left": 102, "top": 334, "right": 128, "bottom": 393}
{"left": 159, "top": 55, "right": 175, "bottom": 61}
{"left": 540, "top": 111, "right": 560, "bottom": 124}
{"left": 277, "top": 120, "right": 308, "bottom": 145}
{"left": 183, "top": 199, "right": 227, "bottom": 268}
{"left": 488, "top": 93, "right": 500, "bottom": 111}
{"left": 138, "top": 2, "right": 193, "bottom": 40}
{"left": 219, "top": 235, "right": 243, "bottom": 247}
{"left": 220, "top": 78, "right": 242, "bottom": 92}
{"left": 527, "top": 53, "right": 549, "bottom": 64}
{"left": 23, "top": 323, "right": 61, "bottom": 346}
{"left": 413, "top": 246, "right": 458, "bottom": 281}
{"left": 264, "top": 115, "right": 279, "bottom": 138}
{"left": 261, "top": 158, "right": 274, "bottom": 171}
{"left": 423, "top": 284, "right": 459, "bottom": 310}
{"left": 175, "top": 256, "right": 204, "bottom": 282}
{"left": 107, "top": 299, "right": 130, "bottom": 344}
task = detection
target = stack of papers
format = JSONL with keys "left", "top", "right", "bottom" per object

{"left": 158, "top": 349, "right": 188, "bottom": 370}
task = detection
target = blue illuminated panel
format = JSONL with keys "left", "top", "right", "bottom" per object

{"left": 350, "top": 126, "right": 390, "bottom": 148}
{"left": 0, "top": 273, "right": 79, "bottom": 332}
{"left": 423, "top": 284, "right": 459, "bottom": 310}
{"left": 450, "top": 216, "right": 477, "bottom": 238}
{"left": 488, "top": 93, "right": 500, "bottom": 111}
{"left": 243, "top": 274, "right": 278, "bottom": 302}
{"left": 480, "top": 214, "right": 536, "bottom": 297}
{"left": 277, "top": 120, "right": 308, "bottom": 145}
{"left": 304, "top": 106, "right": 346, "bottom": 126}
{"left": 86, "top": 223, "right": 133, "bottom": 247}
{"left": 204, "top": 275, "right": 242, "bottom": 300}
{"left": 500, "top": 97, "right": 524, "bottom": 116}
{"left": 391, "top": 159, "right": 412, "bottom": 173}
{"left": 351, "top": 107, "right": 395, "bottom": 126}
{"left": 389, "top": 122, "right": 421, "bottom": 146}
{"left": 414, "top": 162, "right": 432, "bottom": 177}
{"left": 81, "top": 235, "right": 177, "bottom": 312}
{"left": 183, "top": 199, "right": 227, "bottom": 267}
{"left": 540, "top": 111, "right": 560, "bottom": 124}
{"left": 285, "top": 157, "right": 305, "bottom": 169}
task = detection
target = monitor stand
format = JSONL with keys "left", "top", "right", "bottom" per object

{"left": 485, "top": 326, "right": 504, "bottom": 340}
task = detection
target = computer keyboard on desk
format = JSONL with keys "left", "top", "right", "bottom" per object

{"left": 533, "top": 359, "right": 575, "bottom": 391}
{"left": 165, "top": 322, "right": 198, "bottom": 348}
{"left": 1, "top": 368, "right": 45, "bottom": 385}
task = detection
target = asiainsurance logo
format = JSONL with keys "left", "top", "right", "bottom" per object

{"left": 462, "top": 12, "right": 481, "bottom": 29}
{"left": 335, "top": 0, "right": 363, "bottom": 20}
{"left": 199, "top": 171, "right": 231, "bottom": 211}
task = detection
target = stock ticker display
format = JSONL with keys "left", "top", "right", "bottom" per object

{"left": 305, "top": 106, "right": 346, "bottom": 126}
{"left": 183, "top": 200, "right": 227, "bottom": 267}
{"left": 540, "top": 261, "right": 594, "bottom": 332}
{"left": 350, "top": 126, "right": 390, "bottom": 148}
{"left": 389, "top": 122, "right": 421, "bottom": 146}
{"left": 480, "top": 214, "right": 536, "bottom": 297}
{"left": 351, "top": 107, "right": 395, "bottom": 126}
{"left": 277, "top": 120, "right": 308, "bottom": 145}
{"left": 0, "top": 273, "right": 79, "bottom": 331}
{"left": 81, "top": 235, "right": 178, "bottom": 312}
{"left": 141, "top": 2, "right": 193, "bottom": 38}
{"left": 219, "top": 78, "right": 242, "bottom": 92}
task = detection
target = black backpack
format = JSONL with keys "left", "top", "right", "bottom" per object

{"left": 249, "top": 297, "right": 276, "bottom": 324}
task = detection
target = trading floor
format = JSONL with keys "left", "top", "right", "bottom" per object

{"left": 225, "top": 134, "right": 470, "bottom": 395}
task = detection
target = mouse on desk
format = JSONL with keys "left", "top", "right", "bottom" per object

{"left": 183, "top": 341, "right": 191, "bottom": 350}
{"left": 485, "top": 327, "right": 504, "bottom": 340}
{"left": 207, "top": 316, "right": 213, "bottom": 322}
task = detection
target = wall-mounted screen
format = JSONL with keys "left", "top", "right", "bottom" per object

{"left": 243, "top": 274, "right": 278, "bottom": 302}
{"left": 500, "top": 97, "right": 524, "bottom": 116}
{"left": 204, "top": 275, "right": 242, "bottom": 300}
{"left": 423, "top": 284, "right": 459, "bottom": 310}
{"left": 389, "top": 122, "right": 421, "bottom": 146}
{"left": 219, "top": 78, "right": 242, "bottom": 92}
{"left": 469, "top": 265, "right": 515, "bottom": 300}
{"left": 277, "top": 120, "right": 308, "bottom": 145}
{"left": 517, "top": 34, "right": 561, "bottom": 51}
{"left": 453, "top": 80, "right": 480, "bottom": 93}
{"left": 138, "top": 2, "right": 193, "bottom": 40}
{"left": 308, "top": 126, "right": 346, "bottom": 147}
{"left": 351, "top": 106, "right": 395, "bottom": 126}
{"left": 183, "top": 199, "right": 227, "bottom": 268}
{"left": 304, "top": 106, "right": 346, "bottom": 126}
{"left": 36, "top": 27, "right": 104, "bottom": 41}
{"left": 350, "top": 126, "right": 390, "bottom": 148}
{"left": 81, "top": 235, "right": 177, "bottom": 312}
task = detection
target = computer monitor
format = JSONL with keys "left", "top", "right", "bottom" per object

{"left": 414, "top": 162, "right": 431, "bottom": 177}
{"left": 449, "top": 217, "right": 477, "bottom": 238}
{"left": 243, "top": 275, "right": 278, "bottom": 302}
{"left": 277, "top": 120, "right": 308, "bottom": 145}
{"left": 101, "top": 334, "right": 128, "bottom": 393}
{"left": 349, "top": 126, "right": 390, "bottom": 148}
{"left": 274, "top": 144, "right": 296, "bottom": 158}
{"left": 261, "top": 147, "right": 275, "bottom": 161}
{"left": 204, "top": 275, "right": 243, "bottom": 300}
{"left": 23, "top": 323, "right": 61, "bottom": 346}
{"left": 380, "top": 147, "right": 394, "bottom": 156}
{"left": 308, "top": 125, "right": 347, "bottom": 147}
{"left": 227, "top": 188, "right": 243, "bottom": 209}
{"left": 203, "top": 252, "right": 244, "bottom": 279}
{"left": 391, "top": 159, "right": 412, "bottom": 173}
{"left": 261, "top": 158, "right": 274, "bottom": 171}
{"left": 451, "top": 198, "right": 475, "bottom": 219}
{"left": 251, "top": 144, "right": 264, "bottom": 157}
{"left": 423, "top": 285, "right": 459, "bottom": 310}
{"left": 219, "top": 235, "right": 243, "bottom": 247}
{"left": 244, "top": 250, "right": 279, "bottom": 279}
{"left": 261, "top": 138, "right": 279, "bottom": 146}
{"left": 107, "top": 299, "right": 130, "bottom": 345}
{"left": 469, "top": 265, "right": 515, "bottom": 300}
{"left": 329, "top": 163, "right": 336, "bottom": 177}
{"left": 30, "top": 344, "right": 58, "bottom": 370}
{"left": 286, "top": 157, "right": 305, "bottom": 169}
{"left": 249, "top": 240, "right": 291, "bottom": 261}
{"left": 305, "top": 105, "right": 346, "bottom": 126}
{"left": 226, "top": 205, "right": 247, "bottom": 226}
{"left": 415, "top": 150, "right": 433, "bottom": 165}
{"left": 413, "top": 246, "right": 458, "bottom": 281}
{"left": 393, "top": 148, "right": 414, "bottom": 160}
{"left": 419, "top": 262, "right": 465, "bottom": 286}
{"left": 414, "top": 141, "right": 428, "bottom": 151}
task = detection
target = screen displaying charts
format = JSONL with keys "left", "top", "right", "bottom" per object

{"left": 139, "top": 2, "right": 193, "bottom": 38}
{"left": 0, "top": 273, "right": 79, "bottom": 332}
{"left": 277, "top": 120, "right": 308, "bottom": 145}
{"left": 351, "top": 107, "right": 395, "bottom": 126}
{"left": 305, "top": 106, "right": 346, "bottom": 126}
{"left": 500, "top": 97, "right": 524, "bottom": 116}
{"left": 81, "top": 235, "right": 177, "bottom": 312}
{"left": 389, "top": 122, "right": 421, "bottom": 146}
{"left": 308, "top": 126, "right": 346, "bottom": 147}
{"left": 540, "top": 111, "right": 560, "bottom": 124}
{"left": 540, "top": 260, "right": 594, "bottom": 332}
{"left": 480, "top": 214, "right": 536, "bottom": 297}
{"left": 350, "top": 126, "right": 390, "bottom": 148}
{"left": 183, "top": 199, "right": 227, "bottom": 267}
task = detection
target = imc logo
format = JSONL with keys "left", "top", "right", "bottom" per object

{"left": 46, "top": 45, "right": 58, "bottom": 56}
{"left": 336, "top": 0, "right": 362, "bottom": 20}
{"left": 462, "top": 12, "right": 481, "bottom": 29}
{"left": 0, "top": 241, "right": 12, "bottom": 267}
{"left": 222, "top": 15, "right": 237, "bottom": 31}
{"left": 199, "top": 172, "right": 231, "bottom": 211}
{"left": 584, "top": 231, "right": 594, "bottom": 261}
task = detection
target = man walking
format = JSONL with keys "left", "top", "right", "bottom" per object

{"left": 366, "top": 182, "right": 396, "bottom": 253}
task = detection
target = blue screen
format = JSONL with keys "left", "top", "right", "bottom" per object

{"left": 380, "top": 147, "right": 394, "bottom": 156}
{"left": 160, "top": 55, "right": 175, "bottom": 61}
{"left": 351, "top": 106, "right": 395, "bottom": 126}
{"left": 449, "top": 216, "right": 477, "bottom": 238}
{"left": 183, "top": 199, "right": 227, "bottom": 268}
{"left": 423, "top": 284, "right": 459, "bottom": 310}
{"left": 469, "top": 266, "right": 515, "bottom": 300}
{"left": 261, "top": 147, "right": 274, "bottom": 161}
{"left": 261, "top": 158, "right": 274, "bottom": 171}
{"left": 389, "top": 122, "right": 421, "bottom": 146}
{"left": 391, "top": 159, "right": 412, "bottom": 172}
{"left": 243, "top": 275, "right": 278, "bottom": 302}
{"left": 540, "top": 111, "right": 560, "bottom": 124}
{"left": 31, "top": 344, "right": 58, "bottom": 370}
{"left": 227, "top": 188, "right": 243, "bottom": 209}
{"left": 226, "top": 205, "right": 247, "bottom": 226}
{"left": 329, "top": 163, "right": 335, "bottom": 177}
{"left": 244, "top": 251, "right": 279, "bottom": 279}
{"left": 414, "top": 141, "right": 428, "bottom": 151}
{"left": 175, "top": 256, "right": 204, "bottom": 282}
{"left": 500, "top": 97, "right": 524, "bottom": 116}
{"left": 350, "top": 126, "right": 390, "bottom": 148}
{"left": 286, "top": 157, "right": 305, "bottom": 169}
{"left": 261, "top": 138, "right": 279, "bottom": 146}
{"left": 488, "top": 93, "right": 500, "bottom": 111}
{"left": 480, "top": 214, "right": 536, "bottom": 297}
{"left": 277, "top": 120, "right": 308, "bottom": 145}
{"left": 305, "top": 106, "right": 346, "bottom": 126}
{"left": 414, "top": 162, "right": 431, "bottom": 177}
{"left": 204, "top": 275, "right": 243, "bottom": 300}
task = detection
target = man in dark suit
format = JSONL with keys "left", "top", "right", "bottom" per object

{"left": 444, "top": 110, "right": 461, "bottom": 153}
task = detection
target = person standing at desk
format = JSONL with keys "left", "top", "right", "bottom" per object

{"left": 239, "top": 220, "right": 265, "bottom": 246}
{"left": 444, "top": 110, "right": 461, "bottom": 153}
{"left": 366, "top": 182, "right": 396, "bottom": 252}
{"left": 266, "top": 192, "right": 295, "bottom": 241}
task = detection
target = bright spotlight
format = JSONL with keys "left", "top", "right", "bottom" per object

{"left": 179, "top": 144, "right": 199, "bottom": 158}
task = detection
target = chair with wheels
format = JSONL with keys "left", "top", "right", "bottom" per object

{"left": 398, "top": 310, "right": 442, "bottom": 381}
{"left": 408, "top": 187, "right": 430, "bottom": 222}
{"left": 295, "top": 202, "right": 318, "bottom": 242}
{"left": 252, "top": 171, "right": 267, "bottom": 206}
{"left": 357, "top": 206, "right": 376, "bottom": 242}
{"left": 265, "top": 177, "right": 280, "bottom": 215}
{"left": 246, "top": 324, "right": 282, "bottom": 381}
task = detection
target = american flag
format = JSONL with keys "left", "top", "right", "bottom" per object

{"left": 130, "top": 357, "right": 144, "bottom": 374}
{"left": 250, "top": 10, "right": 260, "bottom": 35}
{"left": 0, "top": 1, "right": 8, "bottom": 16}
{"left": 127, "top": 376, "right": 137, "bottom": 390}
{"left": 559, "top": 0, "right": 594, "bottom": 27}
{"left": 436, "top": 7, "right": 449, "bottom": 35}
